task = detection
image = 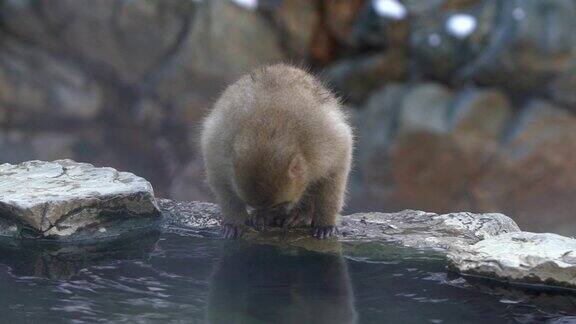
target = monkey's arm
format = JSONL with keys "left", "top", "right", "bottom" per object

{"left": 310, "top": 166, "right": 349, "bottom": 239}
{"left": 214, "top": 184, "right": 249, "bottom": 239}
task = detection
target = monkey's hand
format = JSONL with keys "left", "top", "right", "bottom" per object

{"left": 313, "top": 225, "right": 338, "bottom": 239}
{"left": 280, "top": 211, "right": 311, "bottom": 229}
{"left": 221, "top": 222, "right": 245, "bottom": 239}
{"left": 246, "top": 210, "right": 268, "bottom": 231}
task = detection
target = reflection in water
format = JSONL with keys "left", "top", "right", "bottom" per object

{"left": 0, "top": 231, "right": 160, "bottom": 279}
{"left": 0, "top": 234, "right": 573, "bottom": 322}
{"left": 207, "top": 242, "right": 357, "bottom": 324}
{"left": 456, "top": 273, "right": 576, "bottom": 316}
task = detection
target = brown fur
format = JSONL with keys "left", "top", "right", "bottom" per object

{"left": 201, "top": 64, "right": 353, "bottom": 239}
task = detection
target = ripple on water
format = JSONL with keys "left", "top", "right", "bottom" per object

{"left": 0, "top": 233, "right": 574, "bottom": 323}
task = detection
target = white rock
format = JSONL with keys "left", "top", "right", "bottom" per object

{"left": 342, "top": 210, "right": 520, "bottom": 251}
{"left": 0, "top": 160, "right": 160, "bottom": 239}
{"left": 449, "top": 232, "right": 576, "bottom": 289}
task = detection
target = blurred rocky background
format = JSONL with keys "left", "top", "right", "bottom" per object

{"left": 1, "top": 0, "right": 575, "bottom": 235}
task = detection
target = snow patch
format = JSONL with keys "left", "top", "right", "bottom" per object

{"left": 230, "top": 0, "right": 258, "bottom": 10}
{"left": 446, "top": 14, "right": 477, "bottom": 39}
{"left": 373, "top": 0, "right": 407, "bottom": 20}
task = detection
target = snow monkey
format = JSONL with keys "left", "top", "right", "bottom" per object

{"left": 201, "top": 64, "right": 353, "bottom": 239}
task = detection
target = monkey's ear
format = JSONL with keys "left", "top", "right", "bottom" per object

{"left": 288, "top": 154, "right": 306, "bottom": 179}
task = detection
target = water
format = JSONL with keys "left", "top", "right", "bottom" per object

{"left": 0, "top": 232, "right": 574, "bottom": 323}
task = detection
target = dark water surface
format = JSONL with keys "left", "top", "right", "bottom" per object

{"left": 0, "top": 232, "right": 574, "bottom": 323}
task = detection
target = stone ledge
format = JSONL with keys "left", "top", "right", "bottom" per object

{"left": 448, "top": 232, "right": 576, "bottom": 290}
{"left": 158, "top": 199, "right": 520, "bottom": 252}
{"left": 0, "top": 160, "right": 160, "bottom": 241}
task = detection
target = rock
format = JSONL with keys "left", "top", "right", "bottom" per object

{"left": 0, "top": 0, "right": 210, "bottom": 135}
{"left": 548, "top": 67, "right": 576, "bottom": 111}
{"left": 357, "top": 83, "right": 404, "bottom": 165}
{"left": 468, "top": 99, "right": 576, "bottom": 235}
{"left": 0, "top": 160, "right": 160, "bottom": 241}
{"left": 409, "top": 7, "right": 481, "bottom": 81}
{"left": 357, "top": 82, "right": 576, "bottom": 236}
{"left": 490, "top": 99, "right": 576, "bottom": 235}
{"left": 358, "top": 83, "right": 510, "bottom": 213}
{"left": 448, "top": 232, "right": 576, "bottom": 290}
{"left": 387, "top": 131, "right": 501, "bottom": 213}
{"left": 0, "top": 0, "right": 198, "bottom": 83}
{"left": 159, "top": 199, "right": 220, "bottom": 236}
{"left": 398, "top": 83, "right": 453, "bottom": 135}
{"left": 0, "top": 130, "right": 78, "bottom": 163}
{"left": 352, "top": 0, "right": 410, "bottom": 49}
{"left": 323, "top": 51, "right": 407, "bottom": 103}
{"left": 185, "top": 0, "right": 285, "bottom": 79}
{"left": 341, "top": 210, "right": 520, "bottom": 251}
{"left": 506, "top": 99, "right": 576, "bottom": 161}
{"left": 403, "top": 0, "right": 481, "bottom": 14}
{"left": 476, "top": 0, "right": 576, "bottom": 92}
{"left": 0, "top": 40, "right": 103, "bottom": 126}
{"left": 0, "top": 105, "right": 6, "bottom": 125}
{"left": 150, "top": 69, "right": 227, "bottom": 136}
{"left": 158, "top": 199, "right": 519, "bottom": 252}
{"left": 449, "top": 88, "right": 512, "bottom": 140}
{"left": 323, "top": 0, "right": 365, "bottom": 47}
{"left": 406, "top": 0, "right": 576, "bottom": 98}
{"left": 262, "top": 0, "right": 319, "bottom": 59}
{"left": 0, "top": 131, "right": 40, "bottom": 163}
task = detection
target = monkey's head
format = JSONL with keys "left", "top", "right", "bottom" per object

{"left": 233, "top": 152, "right": 309, "bottom": 212}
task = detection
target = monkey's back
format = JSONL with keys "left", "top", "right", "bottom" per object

{"left": 201, "top": 64, "right": 353, "bottom": 183}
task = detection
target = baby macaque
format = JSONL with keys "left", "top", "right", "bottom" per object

{"left": 201, "top": 64, "right": 353, "bottom": 239}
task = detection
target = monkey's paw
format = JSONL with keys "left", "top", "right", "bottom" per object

{"left": 313, "top": 225, "right": 338, "bottom": 239}
{"left": 246, "top": 214, "right": 267, "bottom": 231}
{"left": 221, "top": 223, "right": 245, "bottom": 239}
{"left": 280, "top": 212, "right": 311, "bottom": 229}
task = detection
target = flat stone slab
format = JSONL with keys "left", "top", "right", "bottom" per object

{"left": 448, "top": 232, "right": 576, "bottom": 290}
{"left": 158, "top": 199, "right": 520, "bottom": 252}
{"left": 0, "top": 160, "right": 160, "bottom": 240}
{"left": 159, "top": 199, "right": 220, "bottom": 235}
{"left": 341, "top": 211, "right": 521, "bottom": 251}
